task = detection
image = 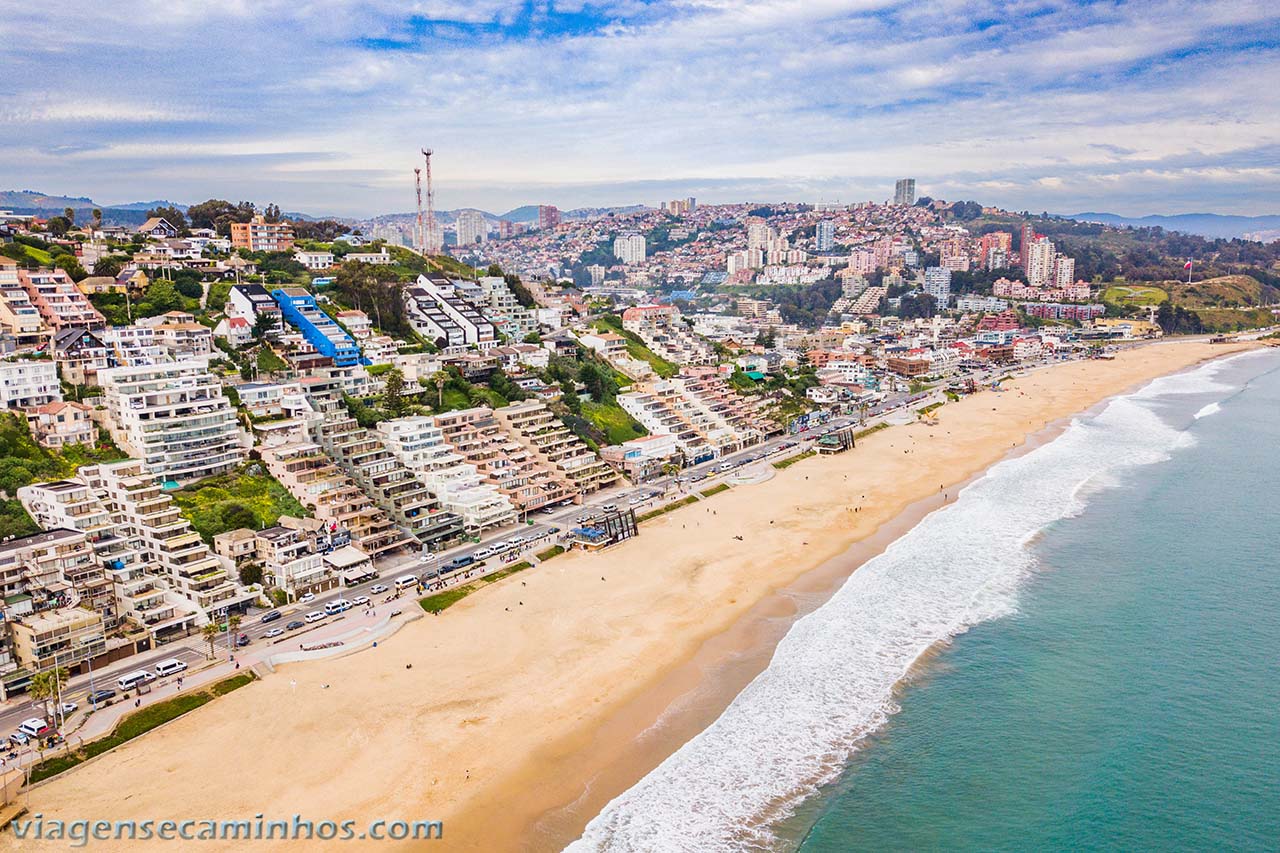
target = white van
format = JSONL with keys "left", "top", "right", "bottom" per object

{"left": 18, "top": 718, "right": 49, "bottom": 738}
{"left": 117, "top": 670, "right": 156, "bottom": 691}
{"left": 394, "top": 574, "right": 418, "bottom": 590}
{"left": 154, "top": 658, "right": 187, "bottom": 678}
{"left": 324, "top": 599, "right": 352, "bottom": 616}
{"left": 304, "top": 610, "right": 326, "bottom": 623}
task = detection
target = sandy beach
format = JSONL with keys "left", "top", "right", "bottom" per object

{"left": 5, "top": 340, "right": 1255, "bottom": 852}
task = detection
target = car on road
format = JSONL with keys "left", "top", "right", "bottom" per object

{"left": 601, "top": 503, "right": 619, "bottom": 513}
{"left": 444, "top": 555, "right": 475, "bottom": 571}
{"left": 369, "top": 584, "right": 389, "bottom": 595}
{"left": 263, "top": 627, "right": 285, "bottom": 639}
{"left": 304, "top": 611, "right": 326, "bottom": 623}
{"left": 539, "top": 507, "right": 556, "bottom": 515}
{"left": 9, "top": 732, "right": 29, "bottom": 746}
{"left": 419, "top": 552, "right": 437, "bottom": 563}
{"left": 352, "top": 595, "right": 371, "bottom": 606}
{"left": 628, "top": 496, "right": 643, "bottom": 505}
{"left": 88, "top": 689, "right": 116, "bottom": 705}
{"left": 286, "top": 620, "right": 305, "bottom": 631}
{"left": 261, "top": 610, "right": 283, "bottom": 624}
{"left": 18, "top": 718, "right": 50, "bottom": 738}
{"left": 548, "top": 526, "right": 560, "bottom": 535}
{"left": 474, "top": 546, "right": 494, "bottom": 559}
{"left": 60, "top": 702, "right": 78, "bottom": 715}
{"left": 236, "top": 633, "right": 250, "bottom": 647}
{"left": 299, "top": 592, "right": 316, "bottom": 604}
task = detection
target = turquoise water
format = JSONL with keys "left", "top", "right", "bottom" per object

{"left": 797, "top": 352, "right": 1280, "bottom": 852}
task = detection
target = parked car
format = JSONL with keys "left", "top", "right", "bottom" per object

{"left": 88, "top": 689, "right": 116, "bottom": 705}
{"left": 419, "top": 552, "right": 437, "bottom": 563}
{"left": 304, "top": 611, "right": 326, "bottom": 623}
{"left": 369, "top": 584, "right": 389, "bottom": 595}
{"left": 628, "top": 496, "right": 643, "bottom": 505}
{"left": 261, "top": 610, "right": 283, "bottom": 624}
{"left": 263, "top": 627, "right": 285, "bottom": 639}
{"left": 59, "top": 702, "right": 78, "bottom": 715}
{"left": 286, "top": 620, "right": 305, "bottom": 631}
{"left": 474, "top": 546, "right": 494, "bottom": 559}
{"left": 299, "top": 592, "right": 316, "bottom": 603}
{"left": 351, "top": 595, "right": 371, "bottom": 606}
{"left": 9, "top": 732, "right": 29, "bottom": 746}
{"left": 236, "top": 633, "right": 250, "bottom": 647}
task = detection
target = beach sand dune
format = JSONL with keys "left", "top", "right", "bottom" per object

{"left": 5, "top": 341, "right": 1251, "bottom": 852}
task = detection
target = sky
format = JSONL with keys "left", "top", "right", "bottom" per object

{"left": 2, "top": 0, "right": 1279, "bottom": 218}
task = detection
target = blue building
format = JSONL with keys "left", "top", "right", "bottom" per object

{"left": 272, "top": 288, "right": 364, "bottom": 367}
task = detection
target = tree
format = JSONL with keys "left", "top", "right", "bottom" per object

{"left": 252, "top": 311, "right": 277, "bottom": 340}
{"left": 219, "top": 502, "right": 257, "bottom": 531}
{"left": 146, "top": 205, "right": 188, "bottom": 232}
{"left": 175, "top": 279, "right": 203, "bottom": 299}
{"left": 262, "top": 203, "right": 281, "bottom": 223}
{"left": 429, "top": 369, "right": 450, "bottom": 409}
{"left": 228, "top": 614, "right": 242, "bottom": 637}
{"left": 201, "top": 623, "right": 220, "bottom": 659}
{"left": 239, "top": 563, "right": 264, "bottom": 587}
{"left": 63, "top": 207, "right": 75, "bottom": 225}
{"left": 46, "top": 216, "right": 71, "bottom": 237}
{"left": 382, "top": 368, "right": 408, "bottom": 416}
{"left": 29, "top": 667, "right": 69, "bottom": 721}
{"left": 91, "top": 255, "right": 125, "bottom": 279}
{"left": 92, "top": 208, "right": 103, "bottom": 231}
{"left": 187, "top": 199, "right": 255, "bottom": 236}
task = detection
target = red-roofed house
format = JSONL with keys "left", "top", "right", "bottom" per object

{"left": 26, "top": 401, "right": 96, "bottom": 448}
{"left": 214, "top": 315, "right": 254, "bottom": 348}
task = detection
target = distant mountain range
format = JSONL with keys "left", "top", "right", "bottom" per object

{"left": 364, "top": 203, "right": 649, "bottom": 227}
{"left": 1065, "top": 212, "right": 1280, "bottom": 241}
{"left": 0, "top": 190, "right": 320, "bottom": 225}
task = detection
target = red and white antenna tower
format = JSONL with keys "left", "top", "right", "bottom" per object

{"left": 422, "top": 148, "right": 438, "bottom": 253}
{"left": 413, "top": 166, "right": 425, "bottom": 255}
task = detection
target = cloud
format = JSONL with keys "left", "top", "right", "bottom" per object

{"left": 0, "top": 0, "right": 1277, "bottom": 215}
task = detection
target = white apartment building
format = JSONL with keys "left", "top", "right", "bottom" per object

{"left": 1025, "top": 237, "right": 1057, "bottom": 288}
{"left": 0, "top": 359, "right": 60, "bottom": 409}
{"left": 455, "top": 210, "right": 488, "bottom": 247}
{"left": 18, "top": 480, "right": 201, "bottom": 636}
{"left": 79, "top": 461, "right": 258, "bottom": 618}
{"left": 376, "top": 416, "right": 516, "bottom": 532}
{"left": 614, "top": 233, "right": 646, "bottom": 265}
{"left": 923, "top": 267, "right": 952, "bottom": 307}
{"left": 98, "top": 360, "right": 247, "bottom": 483}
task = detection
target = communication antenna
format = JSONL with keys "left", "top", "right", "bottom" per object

{"left": 422, "top": 148, "right": 437, "bottom": 253}
{"left": 414, "top": 167, "right": 425, "bottom": 255}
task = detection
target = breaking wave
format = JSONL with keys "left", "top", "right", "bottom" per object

{"left": 567, "top": 359, "right": 1238, "bottom": 853}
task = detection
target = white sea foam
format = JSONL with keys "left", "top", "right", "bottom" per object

{"left": 567, "top": 361, "right": 1239, "bottom": 853}
{"left": 1194, "top": 401, "right": 1222, "bottom": 419}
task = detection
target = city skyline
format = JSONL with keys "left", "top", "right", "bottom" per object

{"left": 2, "top": 1, "right": 1279, "bottom": 218}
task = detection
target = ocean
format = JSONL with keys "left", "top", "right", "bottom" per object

{"left": 566, "top": 348, "right": 1280, "bottom": 852}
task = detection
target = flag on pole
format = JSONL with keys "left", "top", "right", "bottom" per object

{"left": 1183, "top": 260, "right": 1193, "bottom": 270}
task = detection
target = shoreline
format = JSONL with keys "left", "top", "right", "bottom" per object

{"left": 6, "top": 341, "right": 1257, "bottom": 853}
{"left": 464, "top": 343, "right": 1258, "bottom": 852}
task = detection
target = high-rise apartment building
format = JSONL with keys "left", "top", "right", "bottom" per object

{"left": 455, "top": 210, "right": 487, "bottom": 247}
{"left": 1025, "top": 237, "right": 1057, "bottom": 288}
{"left": 815, "top": 220, "right": 835, "bottom": 252}
{"left": 537, "top": 205, "right": 561, "bottom": 230}
{"left": 1054, "top": 256, "right": 1076, "bottom": 288}
{"left": 98, "top": 360, "right": 247, "bottom": 483}
{"left": 614, "top": 233, "right": 646, "bottom": 265}
{"left": 923, "top": 266, "right": 952, "bottom": 307}
{"left": 1019, "top": 222, "right": 1036, "bottom": 269}
{"left": 894, "top": 178, "right": 916, "bottom": 206}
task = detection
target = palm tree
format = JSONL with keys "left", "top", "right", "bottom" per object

{"left": 228, "top": 614, "right": 242, "bottom": 639}
{"left": 29, "top": 667, "right": 68, "bottom": 721}
{"left": 431, "top": 370, "right": 449, "bottom": 409}
{"left": 201, "top": 623, "right": 220, "bottom": 660}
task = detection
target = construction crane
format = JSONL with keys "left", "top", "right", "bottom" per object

{"left": 421, "top": 148, "right": 437, "bottom": 254}
{"left": 413, "top": 167, "right": 425, "bottom": 255}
